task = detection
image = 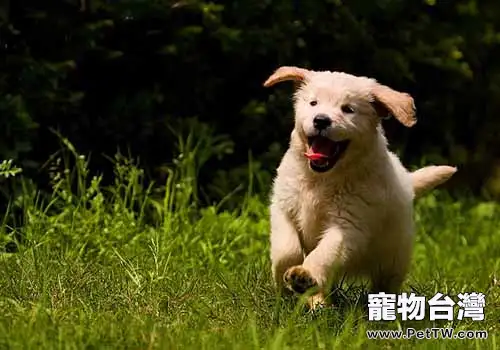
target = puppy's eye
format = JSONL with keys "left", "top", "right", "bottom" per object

{"left": 341, "top": 104, "right": 355, "bottom": 113}
{"left": 310, "top": 100, "right": 318, "bottom": 106}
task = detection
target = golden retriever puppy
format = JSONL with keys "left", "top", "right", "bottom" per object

{"left": 263, "top": 66, "right": 456, "bottom": 309}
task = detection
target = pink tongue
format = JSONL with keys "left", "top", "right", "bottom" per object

{"left": 304, "top": 153, "right": 325, "bottom": 161}
{"left": 304, "top": 138, "right": 334, "bottom": 160}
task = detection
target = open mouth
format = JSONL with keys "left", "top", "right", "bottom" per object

{"left": 304, "top": 136, "right": 350, "bottom": 173}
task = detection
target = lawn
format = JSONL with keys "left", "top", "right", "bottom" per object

{"left": 0, "top": 139, "right": 498, "bottom": 349}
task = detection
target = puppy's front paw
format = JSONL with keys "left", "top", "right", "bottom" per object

{"left": 283, "top": 265, "right": 317, "bottom": 294}
{"left": 308, "top": 292, "right": 328, "bottom": 312}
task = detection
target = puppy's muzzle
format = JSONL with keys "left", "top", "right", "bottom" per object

{"left": 313, "top": 114, "right": 332, "bottom": 131}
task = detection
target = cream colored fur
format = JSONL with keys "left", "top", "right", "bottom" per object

{"left": 264, "top": 67, "right": 456, "bottom": 309}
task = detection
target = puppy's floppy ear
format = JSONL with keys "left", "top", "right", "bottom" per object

{"left": 371, "top": 84, "right": 417, "bottom": 127}
{"left": 263, "top": 66, "right": 310, "bottom": 88}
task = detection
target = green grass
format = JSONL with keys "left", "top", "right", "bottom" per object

{"left": 0, "top": 134, "right": 499, "bottom": 349}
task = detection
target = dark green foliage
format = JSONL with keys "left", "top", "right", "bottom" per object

{"left": 1, "top": 0, "right": 500, "bottom": 202}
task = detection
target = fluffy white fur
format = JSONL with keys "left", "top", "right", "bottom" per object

{"left": 264, "top": 66, "right": 456, "bottom": 309}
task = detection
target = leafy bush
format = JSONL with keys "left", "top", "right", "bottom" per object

{"left": 1, "top": 0, "right": 500, "bottom": 201}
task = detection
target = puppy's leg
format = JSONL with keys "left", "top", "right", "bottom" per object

{"left": 270, "top": 203, "right": 304, "bottom": 293}
{"left": 371, "top": 261, "right": 409, "bottom": 294}
{"left": 284, "top": 226, "right": 349, "bottom": 298}
{"left": 370, "top": 271, "right": 405, "bottom": 295}
{"left": 370, "top": 251, "right": 411, "bottom": 295}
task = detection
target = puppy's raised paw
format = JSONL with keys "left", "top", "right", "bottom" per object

{"left": 283, "top": 265, "right": 317, "bottom": 294}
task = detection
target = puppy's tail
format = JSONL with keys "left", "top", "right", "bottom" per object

{"left": 411, "top": 165, "right": 457, "bottom": 198}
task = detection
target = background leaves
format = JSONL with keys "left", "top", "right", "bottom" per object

{"left": 1, "top": 0, "right": 500, "bottom": 204}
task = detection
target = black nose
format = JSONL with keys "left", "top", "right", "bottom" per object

{"left": 313, "top": 114, "right": 332, "bottom": 130}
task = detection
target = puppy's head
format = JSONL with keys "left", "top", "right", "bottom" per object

{"left": 264, "top": 66, "right": 416, "bottom": 173}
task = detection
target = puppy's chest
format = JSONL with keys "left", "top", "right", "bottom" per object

{"left": 292, "top": 186, "right": 340, "bottom": 251}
